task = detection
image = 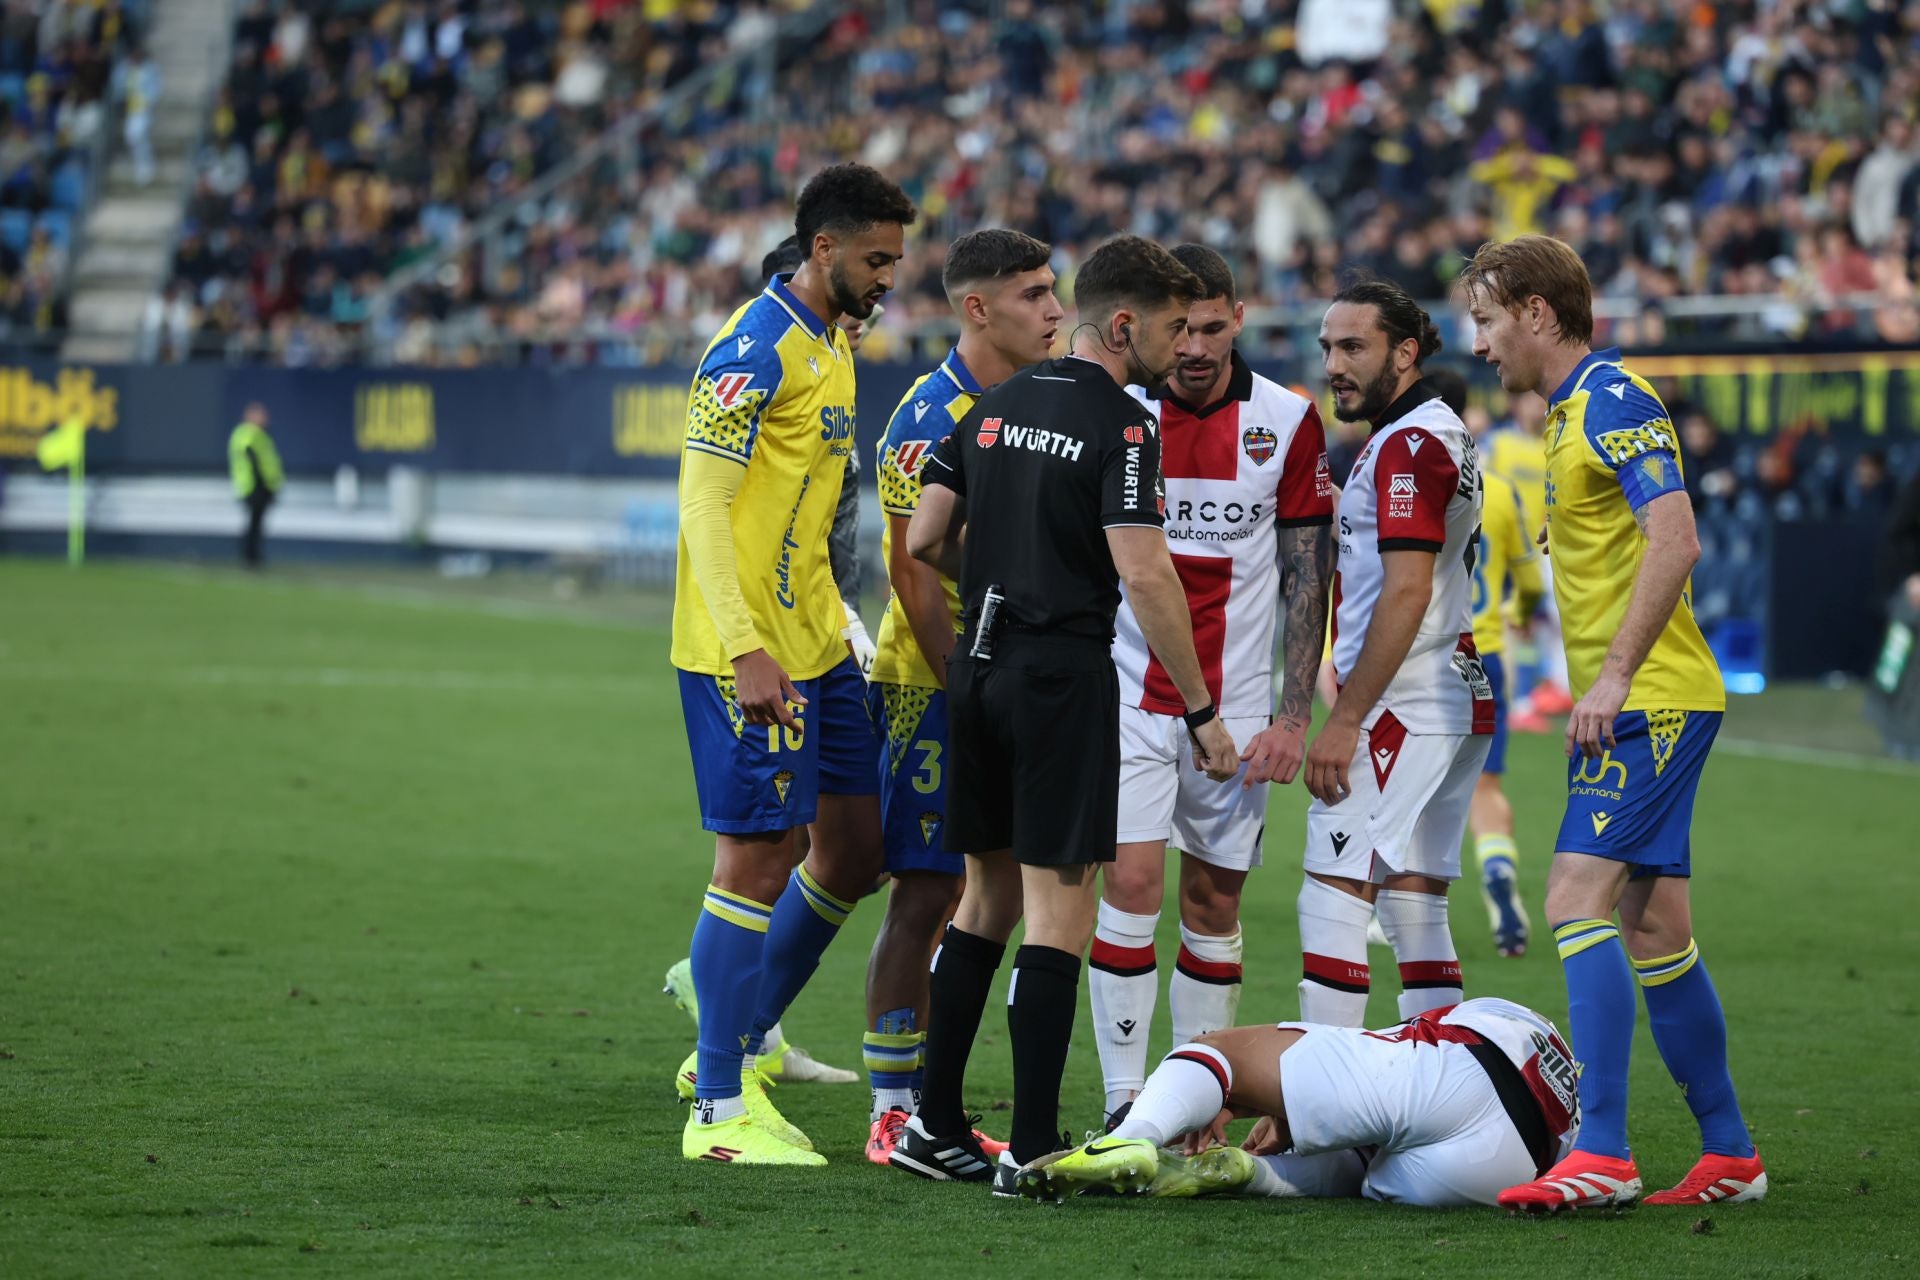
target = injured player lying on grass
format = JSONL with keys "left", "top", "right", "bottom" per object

{"left": 1017, "top": 998, "right": 1582, "bottom": 1208}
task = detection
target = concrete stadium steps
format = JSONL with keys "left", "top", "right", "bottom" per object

{"left": 62, "top": 0, "right": 245, "bottom": 362}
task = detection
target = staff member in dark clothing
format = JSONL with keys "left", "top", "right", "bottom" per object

{"left": 228, "top": 401, "right": 283, "bottom": 567}
{"left": 889, "top": 235, "right": 1239, "bottom": 1189}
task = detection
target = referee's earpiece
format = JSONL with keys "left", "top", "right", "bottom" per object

{"left": 1119, "top": 323, "right": 1132, "bottom": 342}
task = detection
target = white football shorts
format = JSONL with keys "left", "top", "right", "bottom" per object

{"left": 1302, "top": 713, "right": 1489, "bottom": 882}
{"left": 1115, "top": 705, "right": 1270, "bottom": 871}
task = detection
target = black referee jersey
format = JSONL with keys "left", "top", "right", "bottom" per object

{"left": 921, "top": 355, "right": 1166, "bottom": 642}
{"left": 919, "top": 354, "right": 1166, "bottom": 865}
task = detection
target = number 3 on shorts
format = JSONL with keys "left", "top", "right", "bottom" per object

{"left": 912, "top": 740, "right": 942, "bottom": 794}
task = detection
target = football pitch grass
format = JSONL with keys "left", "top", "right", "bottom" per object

{"left": 2, "top": 559, "right": 1915, "bottom": 1278}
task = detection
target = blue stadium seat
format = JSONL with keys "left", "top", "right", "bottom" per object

{"left": 0, "top": 206, "right": 29, "bottom": 252}
{"left": 49, "top": 159, "right": 85, "bottom": 210}
{"left": 35, "top": 208, "right": 71, "bottom": 249}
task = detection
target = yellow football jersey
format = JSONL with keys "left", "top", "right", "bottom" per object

{"left": 869, "top": 348, "right": 981, "bottom": 689}
{"left": 670, "top": 275, "right": 857, "bottom": 680}
{"left": 1471, "top": 470, "right": 1539, "bottom": 657}
{"left": 1484, "top": 426, "right": 1548, "bottom": 544}
{"left": 1544, "top": 349, "right": 1723, "bottom": 712}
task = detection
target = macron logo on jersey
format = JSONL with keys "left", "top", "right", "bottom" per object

{"left": 1404, "top": 432, "right": 1425, "bottom": 456}
{"left": 1606, "top": 383, "right": 1628, "bottom": 399}
{"left": 736, "top": 334, "right": 755, "bottom": 357}
{"left": 712, "top": 373, "right": 754, "bottom": 409}
{"left": 914, "top": 400, "right": 932, "bottom": 423}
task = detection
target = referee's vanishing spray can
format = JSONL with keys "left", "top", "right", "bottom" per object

{"left": 970, "top": 584, "right": 1005, "bottom": 662}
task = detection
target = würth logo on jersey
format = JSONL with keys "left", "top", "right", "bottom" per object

{"left": 1242, "top": 424, "right": 1277, "bottom": 464}
{"left": 976, "top": 417, "right": 1003, "bottom": 447}
{"left": 712, "top": 373, "right": 754, "bottom": 409}
{"left": 1001, "top": 424, "right": 1085, "bottom": 461}
{"left": 1123, "top": 424, "right": 1147, "bottom": 445}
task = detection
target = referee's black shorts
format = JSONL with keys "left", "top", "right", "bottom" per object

{"left": 944, "top": 634, "right": 1118, "bottom": 866}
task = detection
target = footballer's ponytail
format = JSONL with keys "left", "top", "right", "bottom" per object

{"left": 1333, "top": 272, "right": 1443, "bottom": 365}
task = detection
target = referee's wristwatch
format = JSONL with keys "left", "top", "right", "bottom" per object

{"left": 1183, "top": 703, "right": 1218, "bottom": 743}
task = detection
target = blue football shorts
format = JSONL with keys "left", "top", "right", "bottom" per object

{"left": 1554, "top": 708, "right": 1721, "bottom": 878}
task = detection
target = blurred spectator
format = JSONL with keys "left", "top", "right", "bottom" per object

{"left": 1680, "top": 409, "right": 1739, "bottom": 509}
{"left": 145, "top": 0, "right": 1920, "bottom": 365}
{"left": 1847, "top": 450, "right": 1897, "bottom": 523}
{"left": 111, "top": 43, "right": 158, "bottom": 186}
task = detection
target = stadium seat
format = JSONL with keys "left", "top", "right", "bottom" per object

{"left": 35, "top": 208, "right": 71, "bottom": 249}
{"left": 49, "top": 159, "right": 85, "bottom": 211}
{"left": 0, "top": 207, "right": 30, "bottom": 253}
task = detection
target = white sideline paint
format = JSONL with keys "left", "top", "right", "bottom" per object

{"left": 1715, "top": 737, "right": 1920, "bottom": 778}
{"left": 0, "top": 663, "right": 647, "bottom": 696}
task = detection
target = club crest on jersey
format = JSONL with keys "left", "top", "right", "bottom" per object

{"left": 1242, "top": 424, "right": 1277, "bottom": 464}
{"left": 773, "top": 770, "right": 795, "bottom": 805}
{"left": 919, "top": 811, "right": 943, "bottom": 846}
{"left": 977, "top": 417, "right": 1003, "bottom": 448}
{"left": 712, "top": 373, "right": 754, "bottom": 409}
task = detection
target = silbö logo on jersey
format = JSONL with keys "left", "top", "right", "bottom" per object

{"left": 774, "top": 473, "right": 812, "bottom": 610}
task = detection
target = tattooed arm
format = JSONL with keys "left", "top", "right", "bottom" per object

{"left": 1239, "top": 520, "right": 1335, "bottom": 788}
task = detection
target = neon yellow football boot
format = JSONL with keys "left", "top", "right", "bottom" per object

{"left": 1148, "top": 1145, "right": 1259, "bottom": 1197}
{"left": 682, "top": 1108, "right": 825, "bottom": 1166}
{"left": 1016, "top": 1136, "right": 1159, "bottom": 1201}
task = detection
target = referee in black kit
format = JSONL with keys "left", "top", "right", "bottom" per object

{"left": 888, "top": 235, "right": 1239, "bottom": 1189}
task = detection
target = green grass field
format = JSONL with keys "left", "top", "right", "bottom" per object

{"left": 2, "top": 559, "right": 1916, "bottom": 1278}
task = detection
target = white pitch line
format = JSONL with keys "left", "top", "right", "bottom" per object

{"left": 0, "top": 663, "right": 647, "bottom": 696}
{"left": 1716, "top": 737, "right": 1920, "bottom": 779}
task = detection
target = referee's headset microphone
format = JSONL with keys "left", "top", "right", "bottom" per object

{"left": 1070, "top": 318, "right": 1146, "bottom": 381}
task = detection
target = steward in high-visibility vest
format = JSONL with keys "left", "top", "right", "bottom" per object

{"left": 228, "top": 402, "right": 283, "bottom": 566}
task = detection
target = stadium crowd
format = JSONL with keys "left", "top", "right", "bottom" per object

{"left": 162, "top": 0, "right": 1920, "bottom": 367}
{"left": 0, "top": 0, "right": 146, "bottom": 347}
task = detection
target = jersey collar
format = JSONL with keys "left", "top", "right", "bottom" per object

{"left": 941, "top": 346, "right": 984, "bottom": 396}
{"left": 1371, "top": 376, "right": 1440, "bottom": 432}
{"left": 1150, "top": 349, "right": 1254, "bottom": 419}
{"left": 765, "top": 272, "right": 831, "bottom": 342}
{"left": 1548, "top": 347, "right": 1623, "bottom": 406}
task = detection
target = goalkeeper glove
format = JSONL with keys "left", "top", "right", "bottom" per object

{"left": 842, "top": 600, "right": 876, "bottom": 680}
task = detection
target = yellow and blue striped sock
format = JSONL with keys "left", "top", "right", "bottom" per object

{"left": 1555, "top": 916, "right": 1636, "bottom": 1159}
{"left": 864, "top": 1007, "right": 922, "bottom": 1119}
{"left": 1475, "top": 833, "right": 1518, "bottom": 874}
{"left": 1635, "top": 939, "right": 1754, "bottom": 1157}
{"left": 746, "top": 865, "right": 854, "bottom": 1054}
{"left": 690, "top": 885, "right": 773, "bottom": 1110}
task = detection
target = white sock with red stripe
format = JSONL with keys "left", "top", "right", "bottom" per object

{"left": 1108, "top": 1043, "right": 1232, "bottom": 1148}
{"left": 1296, "top": 876, "right": 1373, "bottom": 1026}
{"left": 1376, "top": 887, "right": 1462, "bottom": 1019}
{"left": 1088, "top": 899, "right": 1159, "bottom": 1115}
{"left": 1170, "top": 922, "right": 1243, "bottom": 1044}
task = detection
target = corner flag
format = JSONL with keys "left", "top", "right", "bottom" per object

{"left": 36, "top": 416, "right": 85, "bottom": 566}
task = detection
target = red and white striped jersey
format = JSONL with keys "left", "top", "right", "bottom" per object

{"left": 1330, "top": 381, "right": 1492, "bottom": 735}
{"left": 1113, "top": 354, "right": 1334, "bottom": 717}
